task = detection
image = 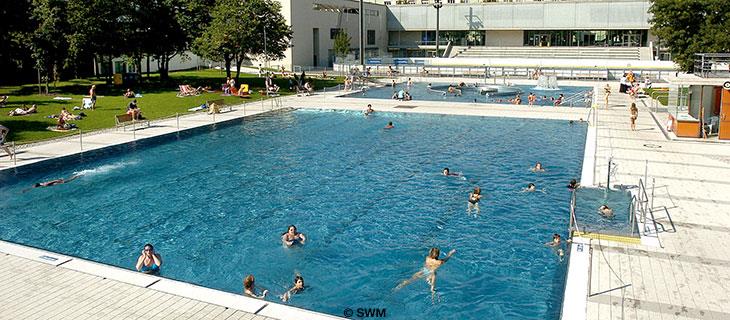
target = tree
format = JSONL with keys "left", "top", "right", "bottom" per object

{"left": 193, "top": 0, "right": 291, "bottom": 82}
{"left": 650, "top": 0, "right": 730, "bottom": 71}
{"left": 333, "top": 30, "right": 351, "bottom": 61}
{"left": 29, "top": 0, "right": 70, "bottom": 92}
{"left": 0, "top": 1, "right": 34, "bottom": 84}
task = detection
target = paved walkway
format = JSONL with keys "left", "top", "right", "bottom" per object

{"left": 585, "top": 84, "right": 730, "bottom": 320}
{"left": 0, "top": 253, "right": 275, "bottom": 320}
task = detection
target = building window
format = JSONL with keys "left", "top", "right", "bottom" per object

{"left": 524, "top": 30, "right": 647, "bottom": 47}
{"left": 367, "top": 30, "right": 376, "bottom": 45}
{"left": 330, "top": 28, "right": 342, "bottom": 39}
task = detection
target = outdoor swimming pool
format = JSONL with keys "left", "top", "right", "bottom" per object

{"left": 339, "top": 82, "right": 594, "bottom": 107}
{"left": 0, "top": 109, "right": 587, "bottom": 319}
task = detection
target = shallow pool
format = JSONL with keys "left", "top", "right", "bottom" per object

{"left": 0, "top": 109, "right": 587, "bottom": 319}
{"left": 339, "top": 82, "right": 594, "bottom": 108}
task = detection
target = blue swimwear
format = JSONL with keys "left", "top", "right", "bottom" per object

{"left": 421, "top": 267, "right": 433, "bottom": 276}
{"left": 140, "top": 264, "right": 160, "bottom": 273}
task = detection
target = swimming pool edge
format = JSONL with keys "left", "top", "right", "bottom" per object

{"left": 0, "top": 239, "right": 345, "bottom": 320}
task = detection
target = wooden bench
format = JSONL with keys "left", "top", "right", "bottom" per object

{"left": 115, "top": 114, "right": 150, "bottom": 131}
{"left": 206, "top": 99, "right": 233, "bottom": 114}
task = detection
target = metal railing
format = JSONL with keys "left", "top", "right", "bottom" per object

{"left": 649, "top": 88, "right": 669, "bottom": 112}
{"left": 635, "top": 178, "right": 662, "bottom": 247}
{"left": 568, "top": 189, "right": 581, "bottom": 238}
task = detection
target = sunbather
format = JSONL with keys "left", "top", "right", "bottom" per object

{"left": 123, "top": 88, "right": 135, "bottom": 98}
{"left": 8, "top": 105, "right": 37, "bottom": 116}
{"left": 0, "top": 95, "right": 7, "bottom": 107}
{"left": 127, "top": 100, "right": 143, "bottom": 120}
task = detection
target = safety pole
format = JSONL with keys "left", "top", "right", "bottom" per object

{"left": 12, "top": 141, "right": 17, "bottom": 166}
{"left": 133, "top": 121, "right": 136, "bottom": 140}
{"left": 606, "top": 158, "right": 611, "bottom": 189}
{"left": 176, "top": 113, "right": 180, "bottom": 131}
{"left": 79, "top": 129, "right": 83, "bottom": 151}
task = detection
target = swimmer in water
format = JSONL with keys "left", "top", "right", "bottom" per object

{"left": 282, "top": 225, "right": 306, "bottom": 246}
{"left": 598, "top": 205, "right": 614, "bottom": 218}
{"left": 531, "top": 162, "right": 545, "bottom": 172}
{"left": 567, "top": 179, "right": 580, "bottom": 190}
{"left": 364, "top": 104, "right": 374, "bottom": 116}
{"left": 243, "top": 274, "right": 268, "bottom": 299}
{"left": 385, "top": 121, "right": 394, "bottom": 129}
{"left": 467, "top": 187, "right": 482, "bottom": 215}
{"left": 281, "top": 274, "right": 305, "bottom": 302}
{"left": 32, "top": 174, "right": 81, "bottom": 188}
{"left": 407, "top": 78, "right": 414, "bottom": 87}
{"left": 544, "top": 234, "right": 565, "bottom": 260}
{"left": 135, "top": 243, "right": 163, "bottom": 274}
{"left": 395, "top": 247, "right": 456, "bottom": 301}
{"left": 545, "top": 234, "right": 561, "bottom": 247}
{"left": 442, "top": 167, "right": 460, "bottom": 177}
{"left": 523, "top": 183, "right": 537, "bottom": 192}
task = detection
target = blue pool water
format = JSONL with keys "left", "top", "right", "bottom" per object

{"left": 0, "top": 110, "right": 587, "bottom": 319}
{"left": 574, "top": 188, "right": 636, "bottom": 236}
{"left": 340, "top": 82, "right": 594, "bottom": 107}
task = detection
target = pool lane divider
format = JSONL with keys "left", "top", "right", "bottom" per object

{"left": 0, "top": 239, "right": 345, "bottom": 320}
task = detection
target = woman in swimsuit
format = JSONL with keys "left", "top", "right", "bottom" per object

{"left": 467, "top": 187, "right": 482, "bottom": 214}
{"left": 395, "top": 247, "right": 456, "bottom": 301}
{"left": 544, "top": 234, "right": 565, "bottom": 259}
{"left": 598, "top": 205, "right": 614, "bottom": 218}
{"left": 135, "top": 243, "right": 162, "bottom": 274}
{"left": 281, "top": 275, "right": 305, "bottom": 302}
{"left": 243, "top": 274, "right": 268, "bottom": 299}
{"left": 33, "top": 174, "right": 81, "bottom": 188}
{"left": 523, "top": 183, "right": 537, "bottom": 192}
{"left": 567, "top": 179, "right": 580, "bottom": 190}
{"left": 281, "top": 225, "right": 306, "bottom": 246}
{"left": 630, "top": 102, "right": 638, "bottom": 131}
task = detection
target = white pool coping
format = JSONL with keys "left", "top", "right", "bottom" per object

{"left": 0, "top": 239, "right": 343, "bottom": 320}
{"left": 1, "top": 89, "right": 604, "bottom": 319}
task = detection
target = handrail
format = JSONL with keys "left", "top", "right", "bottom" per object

{"left": 637, "top": 178, "right": 663, "bottom": 248}
{"left": 568, "top": 189, "right": 581, "bottom": 238}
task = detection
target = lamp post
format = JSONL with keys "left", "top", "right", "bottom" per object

{"left": 359, "top": 0, "right": 364, "bottom": 67}
{"left": 433, "top": 0, "right": 443, "bottom": 58}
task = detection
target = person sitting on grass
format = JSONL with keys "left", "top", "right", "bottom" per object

{"left": 304, "top": 81, "right": 314, "bottom": 95}
{"left": 265, "top": 76, "right": 280, "bottom": 93}
{"left": 0, "top": 95, "right": 8, "bottom": 107}
{"left": 135, "top": 243, "right": 163, "bottom": 274}
{"left": 123, "top": 88, "right": 135, "bottom": 98}
{"left": 127, "top": 99, "right": 143, "bottom": 120}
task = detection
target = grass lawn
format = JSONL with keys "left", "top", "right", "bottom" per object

{"left": 0, "top": 69, "right": 342, "bottom": 143}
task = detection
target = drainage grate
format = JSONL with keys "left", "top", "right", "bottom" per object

{"left": 394, "top": 105, "right": 418, "bottom": 109}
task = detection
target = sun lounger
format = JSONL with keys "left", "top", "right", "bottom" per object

{"left": 176, "top": 85, "right": 201, "bottom": 97}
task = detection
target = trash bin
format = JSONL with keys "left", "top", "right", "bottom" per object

{"left": 113, "top": 73, "right": 123, "bottom": 85}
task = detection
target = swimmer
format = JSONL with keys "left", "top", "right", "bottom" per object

{"left": 32, "top": 174, "right": 81, "bottom": 188}
{"left": 523, "top": 183, "right": 537, "bottom": 192}
{"left": 364, "top": 104, "right": 375, "bottom": 116}
{"left": 281, "top": 274, "right": 305, "bottom": 302}
{"left": 567, "top": 179, "right": 580, "bottom": 190}
{"left": 282, "top": 225, "right": 306, "bottom": 246}
{"left": 545, "top": 234, "right": 561, "bottom": 247}
{"left": 391, "top": 79, "right": 396, "bottom": 87}
{"left": 395, "top": 247, "right": 456, "bottom": 301}
{"left": 243, "top": 274, "right": 268, "bottom": 299}
{"left": 427, "top": 83, "right": 432, "bottom": 89}
{"left": 442, "top": 167, "right": 460, "bottom": 177}
{"left": 598, "top": 205, "right": 614, "bottom": 218}
{"left": 467, "top": 187, "right": 482, "bottom": 215}
{"left": 407, "top": 78, "right": 414, "bottom": 87}
{"left": 385, "top": 121, "right": 394, "bottom": 129}
{"left": 135, "top": 243, "right": 162, "bottom": 274}
{"left": 531, "top": 162, "right": 545, "bottom": 172}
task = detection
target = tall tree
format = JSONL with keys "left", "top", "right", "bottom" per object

{"left": 193, "top": 0, "right": 291, "bottom": 82}
{"left": 29, "top": 0, "right": 70, "bottom": 91}
{"left": 650, "top": 0, "right": 730, "bottom": 71}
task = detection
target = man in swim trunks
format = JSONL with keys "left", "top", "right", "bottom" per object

{"left": 135, "top": 243, "right": 163, "bottom": 274}
{"left": 467, "top": 187, "right": 482, "bottom": 214}
{"left": 395, "top": 247, "right": 456, "bottom": 301}
{"left": 385, "top": 121, "right": 394, "bottom": 129}
{"left": 442, "top": 167, "right": 460, "bottom": 177}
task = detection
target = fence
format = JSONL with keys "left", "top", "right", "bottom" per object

{"left": 2, "top": 97, "right": 287, "bottom": 169}
{"left": 334, "top": 63, "right": 671, "bottom": 82}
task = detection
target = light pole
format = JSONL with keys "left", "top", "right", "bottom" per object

{"left": 258, "top": 13, "right": 268, "bottom": 69}
{"left": 359, "top": 0, "right": 364, "bottom": 67}
{"left": 433, "top": 0, "right": 443, "bottom": 58}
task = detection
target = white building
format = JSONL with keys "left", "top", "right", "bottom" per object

{"left": 272, "top": 0, "right": 388, "bottom": 69}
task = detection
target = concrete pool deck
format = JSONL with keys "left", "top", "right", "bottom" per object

{"left": 1, "top": 81, "right": 729, "bottom": 319}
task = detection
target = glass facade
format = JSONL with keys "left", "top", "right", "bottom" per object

{"left": 524, "top": 30, "right": 648, "bottom": 47}
{"left": 421, "top": 30, "right": 485, "bottom": 46}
